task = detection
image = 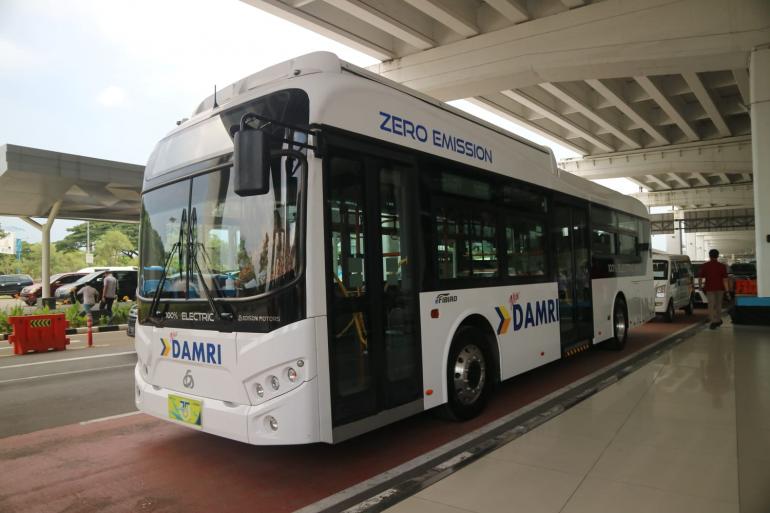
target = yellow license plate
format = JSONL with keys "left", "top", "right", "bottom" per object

{"left": 168, "top": 394, "right": 202, "bottom": 427}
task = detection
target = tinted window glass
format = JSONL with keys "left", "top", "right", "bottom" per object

{"left": 505, "top": 216, "right": 545, "bottom": 277}
{"left": 435, "top": 206, "right": 498, "bottom": 279}
{"left": 592, "top": 229, "right": 616, "bottom": 255}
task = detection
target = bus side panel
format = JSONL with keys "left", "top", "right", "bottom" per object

{"left": 591, "top": 276, "right": 655, "bottom": 344}
{"left": 418, "top": 283, "right": 560, "bottom": 410}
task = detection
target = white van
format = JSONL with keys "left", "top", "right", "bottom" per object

{"left": 76, "top": 266, "right": 137, "bottom": 274}
{"left": 653, "top": 251, "right": 694, "bottom": 321}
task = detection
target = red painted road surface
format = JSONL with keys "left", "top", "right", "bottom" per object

{"left": 0, "top": 313, "right": 706, "bottom": 513}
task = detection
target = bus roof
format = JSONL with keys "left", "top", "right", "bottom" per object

{"left": 174, "top": 52, "right": 647, "bottom": 219}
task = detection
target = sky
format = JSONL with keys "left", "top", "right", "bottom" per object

{"left": 0, "top": 0, "right": 637, "bottom": 244}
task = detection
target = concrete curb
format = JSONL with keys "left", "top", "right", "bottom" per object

{"left": 1, "top": 324, "right": 128, "bottom": 341}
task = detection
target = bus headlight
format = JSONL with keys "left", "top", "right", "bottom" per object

{"left": 656, "top": 285, "right": 666, "bottom": 298}
{"left": 255, "top": 383, "right": 264, "bottom": 398}
{"left": 266, "top": 415, "right": 278, "bottom": 431}
{"left": 270, "top": 375, "right": 280, "bottom": 390}
{"left": 287, "top": 368, "right": 298, "bottom": 382}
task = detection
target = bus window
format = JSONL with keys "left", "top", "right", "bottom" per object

{"left": 592, "top": 229, "right": 616, "bottom": 255}
{"left": 505, "top": 216, "right": 545, "bottom": 277}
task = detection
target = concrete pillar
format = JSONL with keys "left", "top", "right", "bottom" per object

{"left": 20, "top": 200, "right": 62, "bottom": 302}
{"left": 751, "top": 47, "right": 770, "bottom": 296}
{"left": 666, "top": 210, "right": 685, "bottom": 254}
{"left": 40, "top": 201, "right": 62, "bottom": 299}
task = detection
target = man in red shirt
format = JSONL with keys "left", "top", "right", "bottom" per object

{"left": 698, "top": 249, "right": 730, "bottom": 329}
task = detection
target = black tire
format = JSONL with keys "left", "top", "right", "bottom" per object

{"left": 606, "top": 296, "right": 629, "bottom": 350}
{"left": 443, "top": 326, "right": 493, "bottom": 420}
{"left": 683, "top": 295, "right": 694, "bottom": 316}
{"left": 665, "top": 299, "right": 675, "bottom": 323}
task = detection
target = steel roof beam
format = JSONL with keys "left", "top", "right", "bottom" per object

{"left": 539, "top": 82, "right": 641, "bottom": 149}
{"left": 585, "top": 79, "right": 669, "bottom": 146}
{"left": 635, "top": 75, "right": 699, "bottom": 142}
{"left": 683, "top": 71, "right": 731, "bottom": 137}
{"left": 645, "top": 174, "right": 671, "bottom": 190}
{"left": 403, "top": 0, "right": 478, "bottom": 37}
{"left": 668, "top": 173, "right": 690, "bottom": 188}
{"left": 323, "top": 0, "right": 436, "bottom": 50}
{"left": 501, "top": 89, "right": 615, "bottom": 152}
{"left": 469, "top": 96, "right": 589, "bottom": 155}
{"left": 482, "top": 0, "right": 529, "bottom": 24}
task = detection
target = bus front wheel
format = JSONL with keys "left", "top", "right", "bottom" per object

{"left": 444, "top": 327, "right": 492, "bottom": 420}
{"left": 606, "top": 297, "right": 628, "bottom": 351}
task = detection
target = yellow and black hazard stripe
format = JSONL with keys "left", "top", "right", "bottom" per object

{"left": 563, "top": 342, "right": 591, "bottom": 357}
{"left": 29, "top": 319, "right": 52, "bottom": 328}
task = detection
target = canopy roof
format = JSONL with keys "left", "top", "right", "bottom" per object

{"left": 0, "top": 144, "right": 144, "bottom": 222}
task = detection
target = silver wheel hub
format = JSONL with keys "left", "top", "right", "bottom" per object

{"left": 615, "top": 309, "right": 627, "bottom": 338}
{"left": 452, "top": 344, "right": 486, "bottom": 406}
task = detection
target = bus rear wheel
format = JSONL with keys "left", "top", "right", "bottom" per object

{"left": 444, "top": 327, "right": 492, "bottom": 420}
{"left": 606, "top": 297, "right": 628, "bottom": 351}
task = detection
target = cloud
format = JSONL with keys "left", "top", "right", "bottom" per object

{"left": 0, "top": 38, "right": 40, "bottom": 72}
{"left": 96, "top": 86, "right": 127, "bottom": 107}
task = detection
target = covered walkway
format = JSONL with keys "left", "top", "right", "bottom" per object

{"left": 384, "top": 320, "right": 770, "bottom": 513}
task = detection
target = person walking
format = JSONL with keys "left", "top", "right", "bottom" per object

{"left": 101, "top": 271, "right": 118, "bottom": 323}
{"left": 77, "top": 283, "right": 99, "bottom": 320}
{"left": 698, "top": 249, "right": 730, "bottom": 329}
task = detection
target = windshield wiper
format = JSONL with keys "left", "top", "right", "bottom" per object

{"left": 188, "top": 208, "right": 233, "bottom": 323}
{"left": 148, "top": 208, "right": 187, "bottom": 320}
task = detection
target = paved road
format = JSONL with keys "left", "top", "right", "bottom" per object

{"left": 0, "top": 331, "right": 137, "bottom": 437}
{"left": 0, "top": 313, "right": 709, "bottom": 513}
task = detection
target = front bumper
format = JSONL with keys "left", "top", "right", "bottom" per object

{"left": 134, "top": 366, "right": 320, "bottom": 445}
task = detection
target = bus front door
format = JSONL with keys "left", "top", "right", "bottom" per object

{"left": 552, "top": 203, "right": 593, "bottom": 349}
{"left": 325, "top": 150, "right": 422, "bottom": 431}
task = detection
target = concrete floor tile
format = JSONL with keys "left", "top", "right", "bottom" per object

{"left": 532, "top": 407, "right": 628, "bottom": 443}
{"left": 384, "top": 496, "right": 477, "bottom": 513}
{"left": 416, "top": 457, "right": 581, "bottom": 513}
{"left": 561, "top": 474, "right": 738, "bottom": 513}
{"left": 614, "top": 412, "right": 737, "bottom": 456}
{"left": 590, "top": 440, "right": 739, "bottom": 503}
{"left": 489, "top": 429, "right": 608, "bottom": 476}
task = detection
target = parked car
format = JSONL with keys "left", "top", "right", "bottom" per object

{"left": 55, "top": 269, "right": 138, "bottom": 303}
{"left": 0, "top": 274, "right": 34, "bottom": 297}
{"left": 20, "top": 272, "right": 87, "bottom": 306}
{"left": 127, "top": 303, "right": 138, "bottom": 337}
{"left": 729, "top": 262, "right": 757, "bottom": 280}
{"left": 653, "top": 251, "right": 694, "bottom": 321}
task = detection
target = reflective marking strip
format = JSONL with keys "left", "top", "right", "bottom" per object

{"left": 29, "top": 319, "right": 52, "bottom": 328}
{"left": 80, "top": 411, "right": 142, "bottom": 425}
{"left": 341, "top": 489, "right": 398, "bottom": 513}
{"left": 0, "top": 351, "right": 135, "bottom": 369}
{"left": 433, "top": 450, "right": 473, "bottom": 471}
{"left": 0, "top": 364, "right": 135, "bottom": 384}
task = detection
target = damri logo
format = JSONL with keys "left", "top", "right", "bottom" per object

{"left": 496, "top": 293, "right": 560, "bottom": 335}
{"left": 160, "top": 338, "right": 222, "bottom": 365}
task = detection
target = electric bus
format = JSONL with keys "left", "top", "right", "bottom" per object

{"left": 134, "top": 52, "right": 654, "bottom": 445}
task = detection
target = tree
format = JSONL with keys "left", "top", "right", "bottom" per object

{"left": 95, "top": 230, "right": 135, "bottom": 266}
{"left": 56, "top": 222, "right": 139, "bottom": 257}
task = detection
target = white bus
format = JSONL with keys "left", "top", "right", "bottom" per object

{"left": 134, "top": 52, "right": 654, "bottom": 445}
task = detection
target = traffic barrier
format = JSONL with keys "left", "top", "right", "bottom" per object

{"left": 735, "top": 279, "right": 758, "bottom": 296}
{"left": 7, "top": 314, "right": 70, "bottom": 355}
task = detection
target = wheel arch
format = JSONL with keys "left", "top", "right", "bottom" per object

{"left": 452, "top": 314, "right": 501, "bottom": 386}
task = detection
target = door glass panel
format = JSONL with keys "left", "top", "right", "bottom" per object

{"left": 553, "top": 206, "right": 574, "bottom": 339}
{"left": 379, "top": 165, "right": 419, "bottom": 406}
{"left": 327, "top": 157, "right": 373, "bottom": 416}
{"left": 572, "top": 209, "right": 593, "bottom": 340}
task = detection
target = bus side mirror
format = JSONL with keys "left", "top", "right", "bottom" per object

{"left": 234, "top": 128, "right": 270, "bottom": 196}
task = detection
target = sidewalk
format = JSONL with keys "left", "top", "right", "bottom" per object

{"left": 386, "top": 321, "right": 770, "bottom": 513}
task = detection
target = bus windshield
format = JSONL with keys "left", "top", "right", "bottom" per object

{"left": 140, "top": 164, "right": 301, "bottom": 300}
{"left": 653, "top": 260, "right": 668, "bottom": 280}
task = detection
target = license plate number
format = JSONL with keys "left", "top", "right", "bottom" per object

{"left": 168, "top": 394, "right": 202, "bottom": 427}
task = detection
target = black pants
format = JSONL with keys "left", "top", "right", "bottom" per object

{"left": 103, "top": 297, "right": 115, "bottom": 317}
